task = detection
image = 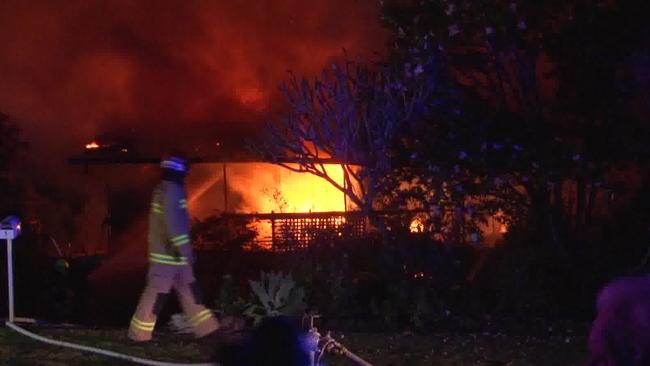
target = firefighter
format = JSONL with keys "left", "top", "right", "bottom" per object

{"left": 128, "top": 156, "right": 219, "bottom": 342}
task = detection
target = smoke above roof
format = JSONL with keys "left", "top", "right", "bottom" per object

{"left": 0, "top": 0, "right": 388, "bottom": 157}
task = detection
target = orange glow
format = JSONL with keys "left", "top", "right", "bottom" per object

{"left": 409, "top": 217, "right": 424, "bottom": 233}
{"left": 499, "top": 224, "right": 508, "bottom": 234}
{"left": 185, "top": 163, "right": 354, "bottom": 247}
{"left": 229, "top": 163, "right": 348, "bottom": 214}
{"left": 237, "top": 163, "right": 349, "bottom": 244}
{"left": 85, "top": 141, "right": 100, "bottom": 149}
{"left": 186, "top": 163, "right": 352, "bottom": 216}
{"left": 188, "top": 168, "right": 222, "bottom": 208}
{"left": 235, "top": 86, "right": 266, "bottom": 111}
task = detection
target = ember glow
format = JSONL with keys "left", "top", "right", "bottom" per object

{"left": 409, "top": 217, "right": 425, "bottom": 233}
{"left": 407, "top": 211, "right": 508, "bottom": 244}
{"left": 85, "top": 141, "right": 100, "bottom": 149}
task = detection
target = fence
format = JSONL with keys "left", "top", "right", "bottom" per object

{"left": 219, "top": 211, "right": 367, "bottom": 251}
{"left": 194, "top": 209, "right": 502, "bottom": 251}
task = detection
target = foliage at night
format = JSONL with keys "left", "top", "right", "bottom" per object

{"left": 250, "top": 0, "right": 650, "bottom": 327}
{"left": 4, "top": 1, "right": 650, "bottom": 365}
{"left": 254, "top": 57, "right": 431, "bottom": 225}
{"left": 191, "top": 214, "right": 258, "bottom": 251}
{"left": 260, "top": 0, "right": 650, "bottom": 249}
{"left": 243, "top": 271, "right": 306, "bottom": 324}
{"left": 380, "top": 0, "right": 650, "bottom": 244}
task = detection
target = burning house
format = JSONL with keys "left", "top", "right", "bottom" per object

{"left": 68, "top": 136, "right": 508, "bottom": 258}
{"left": 68, "top": 138, "right": 366, "bottom": 255}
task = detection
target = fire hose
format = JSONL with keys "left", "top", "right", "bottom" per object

{"left": 304, "top": 315, "right": 374, "bottom": 366}
{"left": 2, "top": 217, "right": 218, "bottom": 366}
{"left": 4, "top": 321, "right": 218, "bottom": 366}
{"left": 6, "top": 318, "right": 372, "bottom": 366}
{"left": 316, "top": 334, "right": 373, "bottom": 366}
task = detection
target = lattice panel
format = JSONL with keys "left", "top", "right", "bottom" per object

{"left": 270, "top": 214, "right": 365, "bottom": 250}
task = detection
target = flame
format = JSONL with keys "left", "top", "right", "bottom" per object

{"left": 85, "top": 141, "right": 100, "bottom": 149}
{"left": 229, "top": 163, "right": 349, "bottom": 213}
{"left": 236, "top": 163, "right": 349, "bottom": 245}
{"left": 185, "top": 163, "right": 353, "bottom": 247}
{"left": 409, "top": 217, "right": 424, "bottom": 233}
{"left": 499, "top": 224, "right": 508, "bottom": 234}
{"left": 186, "top": 162, "right": 352, "bottom": 216}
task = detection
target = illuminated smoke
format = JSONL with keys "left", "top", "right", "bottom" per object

{"left": 0, "top": 0, "right": 388, "bottom": 154}
{"left": 0, "top": 0, "right": 387, "bottom": 288}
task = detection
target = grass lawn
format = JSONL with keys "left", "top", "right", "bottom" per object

{"left": 0, "top": 323, "right": 587, "bottom": 366}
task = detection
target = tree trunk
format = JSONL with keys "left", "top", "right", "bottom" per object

{"left": 575, "top": 176, "right": 586, "bottom": 245}
{"left": 585, "top": 182, "right": 597, "bottom": 229}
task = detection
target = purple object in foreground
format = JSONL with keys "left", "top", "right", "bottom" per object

{"left": 588, "top": 274, "right": 650, "bottom": 366}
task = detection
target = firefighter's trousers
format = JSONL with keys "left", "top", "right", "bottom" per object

{"left": 128, "top": 263, "right": 219, "bottom": 341}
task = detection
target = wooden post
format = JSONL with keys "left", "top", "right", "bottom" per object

{"left": 343, "top": 179, "right": 348, "bottom": 212}
{"left": 271, "top": 211, "right": 276, "bottom": 250}
{"left": 223, "top": 163, "right": 228, "bottom": 213}
{"left": 6, "top": 238, "right": 14, "bottom": 322}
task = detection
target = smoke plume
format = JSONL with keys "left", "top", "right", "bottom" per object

{"left": 0, "top": 0, "right": 388, "bottom": 281}
{"left": 0, "top": 0, "right": 387, "bottom": 156}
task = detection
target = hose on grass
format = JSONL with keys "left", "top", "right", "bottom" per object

{"left": 7, "top": 319, "right": 373, "bottom": 366}
{"left": 5, "top": 321, "right": 218, "bottom": 366}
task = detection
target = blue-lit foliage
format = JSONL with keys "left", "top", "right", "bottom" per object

{"left": 258, "top": 0, "right": 650, "bottom": 254}
{"left": 380, "top": 0, "right": 650, "bottom": 248}
{"left": 254, "top": 54, "right": 433, "bottom": 229}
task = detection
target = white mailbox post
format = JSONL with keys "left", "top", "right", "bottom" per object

{"left": 0, "top": 216, "right": 21, "bottom": 323}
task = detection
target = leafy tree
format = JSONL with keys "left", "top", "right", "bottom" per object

{"left": 380, "top": 0, "right": 650, "bottom": 248}
{"left": 254, "top": 58, "right": 432, "bottom": 229}
{"left": 255, "top": 0, "right": 650, "bottom": 249}
{"left": 191, "top": 215, "right": 258, "bottom": 251}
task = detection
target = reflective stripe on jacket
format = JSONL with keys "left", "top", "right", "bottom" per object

{"left": 147, "top": 181, "right": 194, "bottom": 265}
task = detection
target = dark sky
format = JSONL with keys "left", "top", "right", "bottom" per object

{"left": 0, "top": 0, "right": 388, "bottom": 158}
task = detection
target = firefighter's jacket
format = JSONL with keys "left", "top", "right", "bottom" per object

{"left": 148, "top": 180, "right": 193, "bottom": 266}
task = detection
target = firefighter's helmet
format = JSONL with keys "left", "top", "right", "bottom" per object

{"left": 160, "top": 156, "right": 189, "bottom": 181}
{"left": 161, "top": 156, "right": 188, "bottom": 173}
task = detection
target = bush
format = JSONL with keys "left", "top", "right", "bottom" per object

{"left": 243, "top": 271, "right": 306, "bottom": 325}
{"left": 192, "top": 215, "right": 258, "bottom": 251}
